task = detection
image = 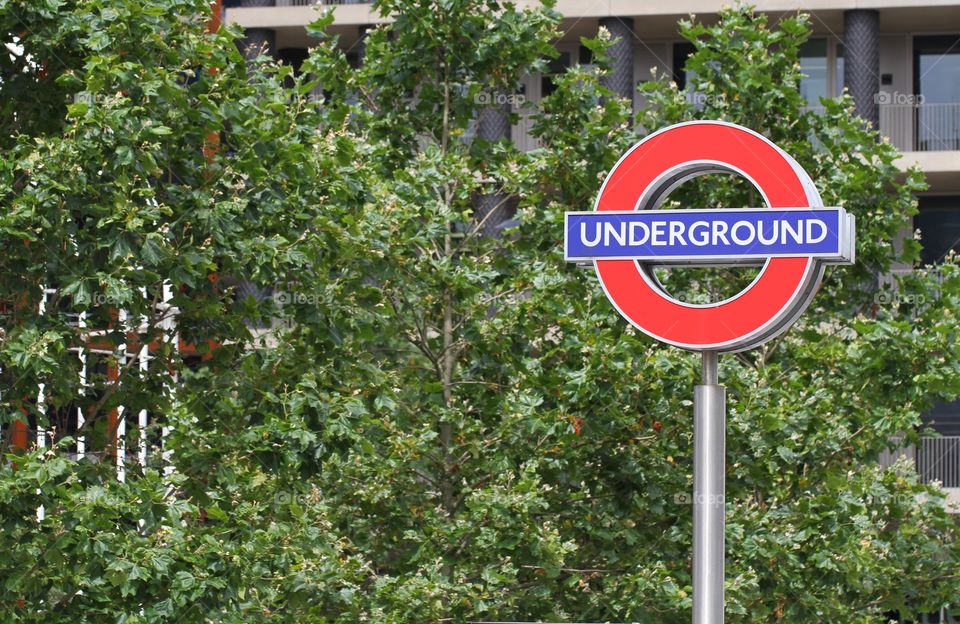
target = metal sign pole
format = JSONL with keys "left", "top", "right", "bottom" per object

{"left": 693, "top": 350, "right": 725, "bottom": 624}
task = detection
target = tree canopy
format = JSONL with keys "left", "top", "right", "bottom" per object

{"left": 1, "top": 0, "right": 958, "bottom": 622}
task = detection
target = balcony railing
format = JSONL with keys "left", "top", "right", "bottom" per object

{"left": 918, "top": 436, "right": 960, "bottom": 488}
{"left": 878, "top": 267, "right": 946, "bottom": 290}
{"left": 879, "top": 436, "right": 960, "bottom": 489}
{"left": 880, "top": 102, "right": 960, "bottom": 152}
{"left": 273, "top": 0, "right": 366, "bottom": 5}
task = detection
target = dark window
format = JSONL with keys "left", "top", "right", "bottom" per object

{"left": 46, "top": 402, "right": 81, "bottom": 453}
{"left": 672, "top": 42, "right": 696, "bottom": 90}
{"left": 836, "top": 43, "right": 845, "bottom": 97}
{"left": 541, "top": 52, "right": 571, "bottom": 98}
{"left": 278, "top": 48, "right": 309, "bottom": 73}
{"left": 278, "top": 48, "right": 309, "bottom": 89}
{"left": 84, "top": 357, "right": 115, "bottom": 454}
{"left": 914, "top": 196, "right": 960, "bottom": 265}
{"left": 913, "top": 35, "right": 960, "bottom": 151}
{"left": 922, "top": 398, "right": 960, "bottom": 437}
{"left": 578, "top": 44, "right": 594, "bottom": 65}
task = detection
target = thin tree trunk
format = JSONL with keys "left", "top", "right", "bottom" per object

{"left": 439, "top": 54, "right": 456, "bottom": 583}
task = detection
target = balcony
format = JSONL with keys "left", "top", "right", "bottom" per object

{"left": 225, "top": 0, "right": 383, "bottom": 29}
{"left": 881, "top": 102, "right": 960, "bottom": 152}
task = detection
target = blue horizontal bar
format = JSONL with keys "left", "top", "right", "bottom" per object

{"left": 564, "top": 208, "right": 848, "bottom": 263}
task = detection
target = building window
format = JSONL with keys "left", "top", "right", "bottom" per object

{"left": 672, "top": 42, "right": 696, "bottom": 90}
{"left": 799, "top": 39, "right": 829, "bottom": 107}
{"left": 673, "top": 42, "right": 710, "bottom": 109}
{"left": 540, "top": 51, "right": 571, "bottom": 98}
{"left": 923, "top": 398, "right": 960, "bottom": 436}
{"left": 578, "top": 44, "right": 594, "bottom": 66}
{"left": 913, "top": 35, "right": 960, "bottom": 151}
{"left": 914, "top": 196, "right": 960, "bottom": 266}
{"left": 673, "top": 38, "right": 844, "bottom": 108}
{"left": 835, "top": 43, "right": 844, "bottom": 98}
{"left": 799, "top": 38, "right": 845, "bottom": 108}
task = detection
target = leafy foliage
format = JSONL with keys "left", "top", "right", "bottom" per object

{"left": 0, "top": 1, "right": 958, "bottom": 622}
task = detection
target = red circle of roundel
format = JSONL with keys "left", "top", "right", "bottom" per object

{"left": 594, "top": 122, "right": 819, "bottom": 351}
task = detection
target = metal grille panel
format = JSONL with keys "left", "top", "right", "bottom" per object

{"left": 843, "top": 10, "right": 880, "bottom": 129}
{"left": 475, "top": 102, "right": 513, "bottom": 236}
{"left": 599, "top": 17, "right": 635, "bottom": 103}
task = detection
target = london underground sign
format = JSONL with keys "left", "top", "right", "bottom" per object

{"left": 565, "top": 207, "right": 853, "bottom": 264}
{"left": 564, "top": 121, "right": 855, "bottom": 624}
{"left": 565, "top": 120, "right": 854, "bottom": 352}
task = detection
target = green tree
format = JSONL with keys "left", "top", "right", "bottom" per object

{"left": 1, "top": 0, "right": 371, "bottom": 620}
{"left": 1, "top": 0, "right": 958, "bottom": 623}
{"left": 293, "top": 4, "right": 960, "bottom": 622}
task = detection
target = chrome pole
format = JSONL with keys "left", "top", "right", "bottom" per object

{"left": 693, "top": 350, "right": 725, "bottom": 624}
